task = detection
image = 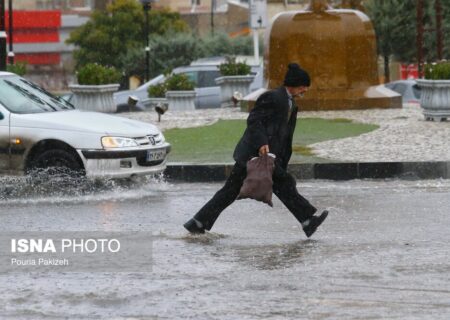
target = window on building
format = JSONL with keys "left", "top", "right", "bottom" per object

{"left": 37, "top": 0, "right": 93, "bottom": 10}
{"left": 286, "top": 0, "right": 307, "bottom": 4}
{"left": 191, "top": 0, "right": 201, "bottom": 5}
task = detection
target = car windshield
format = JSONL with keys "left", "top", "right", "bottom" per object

{"left": 0, "top": 75, "right": 75, "bottom": 114}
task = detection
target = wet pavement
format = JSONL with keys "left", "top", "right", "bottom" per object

{"left": 0, "top": 177, "right": 450, "bottom": 319}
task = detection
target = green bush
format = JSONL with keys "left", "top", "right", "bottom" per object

{"left": 148, "top": 32, "right": 203, "bottom": 80}
{"left": 425, "top": 61, "right": 450, "bottom": 80}
{"left": 77, "top": 63, "right": 121, "bottom": 85}
{"left": 148, "top": 73, "right": 195, "bottom": 97}
{"left": 165, "top": 73, "right": 195, "bottom": 91}
{"left": 218, "top": 56, "right": 251, "bottom": 76}
{"left": 7, "top": 61, "right": 27, "bottom": 76}
{"left": 148, "top": 82, "right": 167, "bottom": 98}
{"left": 142, "top": 32, "right": 259, "bottom": 80}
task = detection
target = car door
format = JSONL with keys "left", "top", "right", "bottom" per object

{"left": 395, "top": 83, "right": 407, "bottom": 103}
{"left": 196, "top": 70, "right": 221, "bottom": 109}
{"left": 412, "top": 84, "right": 421, "bottom": 100}
{"left": 0, "top": 105, "right": 10, "bottom": 172}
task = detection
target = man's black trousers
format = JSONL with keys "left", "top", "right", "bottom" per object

{"left": 193, "top": 162, "right": 317, "bottom": 230}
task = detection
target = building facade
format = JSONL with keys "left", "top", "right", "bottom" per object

{"left": 4, "top": 0, "right": 93, "bottom": 90}
{"left": 3, "top": 0, "right": 370, "bottom": 90}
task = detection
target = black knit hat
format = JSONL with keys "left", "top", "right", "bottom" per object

{"left": 283, "top": 63, "right": 311, "bottom": 87}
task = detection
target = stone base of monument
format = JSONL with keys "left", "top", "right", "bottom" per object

{"left": 240, "top": 85, "right": 402, "bottom": 112}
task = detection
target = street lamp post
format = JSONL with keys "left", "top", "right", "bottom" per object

{"left": 8, "top": 0, "right": 13, "bottom": 65}
{"left": 0, "top": 0, "right": 6, "bottom": 71}
{"left": 416, "top": 0, "right": 424, "bottom": 77}
{"left": 140, "top": 0, "right": 155, "bottom": 83}
{"left": 211, "top": 0, "right": 216, "bottom": 35}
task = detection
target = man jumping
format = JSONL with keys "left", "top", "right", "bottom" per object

{"left": 184, "top": 63, "right": 328, "bottom": 237}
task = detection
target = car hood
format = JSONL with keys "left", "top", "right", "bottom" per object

{"left": 10, "top": 110, "right": 160, "bottom": 136}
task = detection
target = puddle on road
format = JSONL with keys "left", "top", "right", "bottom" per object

{"left": 0, "top": 173, "right": 171, "bottom": 205}
{"left": 1, "top": 178, "right": 450, "bottom": 319}
{"left": 2, "top": 175, "right": 450, "bottom": 206}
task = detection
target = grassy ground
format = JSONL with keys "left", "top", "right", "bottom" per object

{"left": 164, "top": 118, "right": 379, "bottom": 163}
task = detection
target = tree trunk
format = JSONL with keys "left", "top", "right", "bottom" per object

{"left": 384, "top": 55, "right": 390, "bottom": 83}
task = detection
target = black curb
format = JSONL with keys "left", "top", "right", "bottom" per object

{"left": 164, "top": 161, "right": 450, "bottom": 182}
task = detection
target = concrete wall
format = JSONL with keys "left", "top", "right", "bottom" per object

{"left": 10, "top": 0, "right": 93, "bottom": 10}
{"left": 155, "top": 0, "right": 212, "bottom": 13}
{"left": 7, "top": 0, "right": 95, "bottom": 10}
{"left": 7, "top": 0, "right": 37, "bottom": 10}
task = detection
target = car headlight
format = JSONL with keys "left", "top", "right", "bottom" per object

{"left": 157, "top": 132, "right": 165, "bottom": 143}
{"left": 101, "top": 136, "right": 139, "bottom": 148}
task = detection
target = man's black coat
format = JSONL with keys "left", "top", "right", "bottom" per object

{"left": 233, "top": 86, "right": 297, "bottom": 169}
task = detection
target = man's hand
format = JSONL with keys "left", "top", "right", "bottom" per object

{"left": 259, "top": 145, "right": 269, "bottom": 156}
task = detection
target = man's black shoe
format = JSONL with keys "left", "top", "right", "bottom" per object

{"left": 184, "top": 218, "right": 205, "bottom": 234}
{"left": 303, "top": 210, "right": 329, "bottom": 238}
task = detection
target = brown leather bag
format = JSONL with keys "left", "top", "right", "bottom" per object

{"left": 237, "top": 153, "right": 275, "bottom": 207}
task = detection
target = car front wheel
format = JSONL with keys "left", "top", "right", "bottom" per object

{"left": 28, "top": 149, "right": 85, "bottom": 178}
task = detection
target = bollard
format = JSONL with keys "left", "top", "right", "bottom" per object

{"left": 232, "top": 91, "right": 243, "bottom": 108}
{"left": 155, "top": 103, "right": 168, "bottom": 122}
{"left": 127, "top": 95, "right": 139, "bottom": 112}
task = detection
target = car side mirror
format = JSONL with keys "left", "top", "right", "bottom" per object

{"left": 0, "top": 112, "right": 4, "bottom": 120}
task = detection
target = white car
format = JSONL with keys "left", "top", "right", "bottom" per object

{"left": 384, "top": 80, "right": 421, "bottom": 104}
{"left": 0, "top": 72, "right": 171, "bottom": 179}
{"left": 113, "top": 56, "right": 263, "bottom": 110}
{"left": 113, "top": 74, "right": 165, "bottom": 112}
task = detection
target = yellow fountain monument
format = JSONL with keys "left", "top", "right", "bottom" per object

{"left": 246, "top": 0, "right": 401, "bottom": 111}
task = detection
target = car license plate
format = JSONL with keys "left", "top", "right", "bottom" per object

{"left": 146, "top": 149, "right": 166, "bottom": 162}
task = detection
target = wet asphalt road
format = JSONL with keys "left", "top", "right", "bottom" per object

{"left": 0, "top": 177, "right": 450, "bottom": 319}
